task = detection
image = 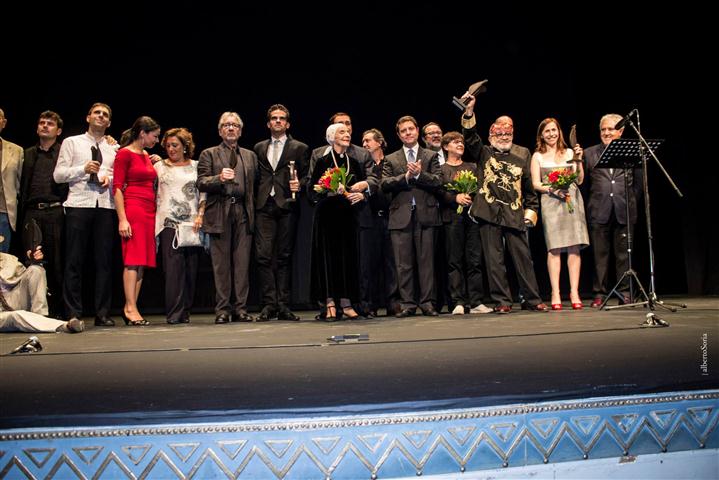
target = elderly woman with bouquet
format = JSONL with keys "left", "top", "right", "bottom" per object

{"left": 308, "top": 123, "right": 368, "bottom": 321}
{"left": 439, "top": 132, "right": 491, "bottom": 315}
{"left": 530, "top": 118, "right": 589, "bottom": 310}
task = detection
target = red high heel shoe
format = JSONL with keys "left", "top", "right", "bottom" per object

{"left": 572, "top": 302, "right": 583, "bottom": 310}
{"left": 551, "top": 304, "right": 563, "bottom": 311}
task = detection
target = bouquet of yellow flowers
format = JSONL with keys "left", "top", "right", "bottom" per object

{"left": 314, "top": 167, "right": 353, "bottom": 195}
{"left": 544, "top": 168, "right": 578, "bottom": 213}
{"left": 445, "top": 169, "right": 478, "bottom": 214}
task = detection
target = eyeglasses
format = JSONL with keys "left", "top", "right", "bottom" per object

{"left": 492, "top": 132, "right": 513, "bottom": 138}
{"left": 425, "top": 131, "right": 442, "bottom": 137}
{"left": 221, "top": 123, "right": 241, "bottom": 130}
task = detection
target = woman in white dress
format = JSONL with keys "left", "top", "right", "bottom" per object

{"left": 530, "top": 118, "right": 589, "bottom": 310}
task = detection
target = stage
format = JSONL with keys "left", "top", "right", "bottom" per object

{"left": 0, "top": 296, "right": 717, "bottom": 479}
{"left": 1, "top": 296, "right": 716, "bottom": 428}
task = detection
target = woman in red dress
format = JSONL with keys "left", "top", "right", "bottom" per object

{"left": 113, "top": 116, "right": 160, "bottom": 325}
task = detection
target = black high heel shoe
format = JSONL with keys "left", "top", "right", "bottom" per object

{"left": 123, "top": 313, "right": 150, "bottom": 326}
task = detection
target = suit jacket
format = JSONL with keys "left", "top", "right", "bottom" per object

{"left": 381, "top": 146, "right": 442, "bottom": 229}
{"left": 197, "top": 143, "right": 257, "bottom": 234}
{"left": 0, "top": 137, "right": 24, "bottom": 230}
{"left": 253, "top": 136, "right": 309, "bottom": 210}
{"left": 584, "top": 143, "right": 642, "bottom": 225}
{"left": 19, "top": 142, "right": 69, "bottom": 225}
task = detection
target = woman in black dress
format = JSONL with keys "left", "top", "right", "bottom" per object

{"left": 308, "top": 123, "right": 368, "bottom": 320}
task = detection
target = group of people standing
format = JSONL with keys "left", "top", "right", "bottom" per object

{"left": 0, "top": 97, "right": 640, "bottom": 331}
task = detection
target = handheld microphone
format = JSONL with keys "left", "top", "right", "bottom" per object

{"left": 614, "top": 109, "right": 638, "bottom": 130}
{"left": 10, "top": 336, "right": 43, "bottom": 354}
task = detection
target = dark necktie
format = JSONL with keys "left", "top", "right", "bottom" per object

{"left": 407, "top": 149, "right": 416, "bottom": 207}
{"left": 229, "top": 148, "right": 238, "bottom": 169}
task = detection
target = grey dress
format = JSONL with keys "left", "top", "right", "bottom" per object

{"left": 538, "top": 152, "right": 589, "bottom": 251}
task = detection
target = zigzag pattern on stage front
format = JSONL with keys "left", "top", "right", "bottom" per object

{"left": 1, "top": 390, "right": 717, "bottom": 479}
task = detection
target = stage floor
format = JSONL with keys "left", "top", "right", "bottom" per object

{"left": 1, "top": 296, "right": 717, "bottom": 429}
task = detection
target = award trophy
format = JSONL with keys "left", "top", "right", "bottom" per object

{"left": 452, "top": 79, "right": 489, "bottom": 111}
{"left": 288, "top": 160, "right": 297, "bottom": 201}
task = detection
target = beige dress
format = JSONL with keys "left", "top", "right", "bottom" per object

{"left": 538, "top": 151, "right": 589, "bottom": 251}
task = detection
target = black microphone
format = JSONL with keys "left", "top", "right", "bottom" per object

{"left": 614, "top": 109, "right": 638, "bottom": 130}
{"left": 10, "top": 336, "right": 43, "bottom": 354}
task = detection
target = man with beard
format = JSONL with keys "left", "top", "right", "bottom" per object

{"left": 461, "top": 94, "right": 548, "bottom": 313}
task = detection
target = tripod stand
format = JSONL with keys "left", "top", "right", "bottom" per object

{"left": 598, "top": 111, "right": 686, "bottom": 325}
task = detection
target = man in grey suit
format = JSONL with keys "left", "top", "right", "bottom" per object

{"left": 381, "top": 115, "right": 443, "bottom": 317}
{"left": 197, "top": 112, "right": 257, "bottom": 324}
{"left": 0, "top": 108, "right": 24, "bottom": 253}
{"left": 584, "top": 113, "right": 642, "bottom": 307}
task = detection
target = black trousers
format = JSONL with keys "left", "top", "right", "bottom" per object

{"left": 444, "top": 215, "right": 485, "bottom": 307}
{"left": 391, "top": 211, "right": 436, "bottom": 311}
{"left": 479, "top": 220, "right": 541, "bottom": 306}
{"left": 159, "top": 227, "right": 200, "bottom": 322}
{"left": 23, "top": 206, "right": 64, "bottom": 316}
{"left": 254, "top": 198, "right": 295, "bottom": 309}
{"left": 589, "top": 219, "right": 630, "bottom": 296}
{"left": 63, "top": 207, "right": 115, "bottom": 319}
{"left": 208, "top": 204, "right": 252, "bottom": 315}
{"left": 359, "top": 214, "right": 399, "bottom": 313}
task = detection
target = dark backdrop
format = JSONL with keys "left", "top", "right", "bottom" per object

{"left": 3, "top": 3, "right": 715, "bottom": 314}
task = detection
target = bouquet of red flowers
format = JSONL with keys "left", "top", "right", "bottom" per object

{"left": 313, "top": 167, "right": 353, "bottom": 195}
{"left": 544, "top": 168, "right": 578, "bottom": 213}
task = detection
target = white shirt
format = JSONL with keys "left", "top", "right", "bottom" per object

{"left": 54, "top": 133, "right": 116, "bottom": 209}
{"left": 266, "top": 135, "right": 287, "bottom": 170}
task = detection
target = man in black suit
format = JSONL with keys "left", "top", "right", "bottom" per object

{"left": 381, "top": 115, "right": 443, "bottom": 317}
{"left": 253, "top": 104, "right": 309, "bottom": 321}
{"left": 584, "top": 113, "right": 642, "bottom": 307}
{"left": 197, "top": 112, "right": 257, "bottom": 324}
{"left": 358, "top": 128, "right": 400, "bottom": 318}
{"left": 19, "top": 111, "right": 68, "bottom": 318}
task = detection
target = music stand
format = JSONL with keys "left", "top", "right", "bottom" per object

{"left": 595, "top": 139, "right": 661, "bottom": 313}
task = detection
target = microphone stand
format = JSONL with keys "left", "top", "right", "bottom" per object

{"left": 605, "top": 110, "right": 686, "bottom": 325}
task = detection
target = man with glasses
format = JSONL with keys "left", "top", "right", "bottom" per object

{"left": 584, "top": 114, "right": 641, "bottom": 307}
{"left": 198, "top": 112, "right": 258, "bottom": 324}
{"left": 461, "top": 94, "right": 548, "bottom": 314}
{"left": 53, "top": 103, "right": 117, "bottom": 326}
{"left": 421, "top": 122, "right": 445, "bottom": 165}
{"left": 253, "top": 104, "right": 309, "bottom": 321}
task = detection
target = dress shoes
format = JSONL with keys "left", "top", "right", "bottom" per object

{"left": 258, "top": 306, "right": 277, "bottom": 322}
{"left": 56, "top": 318, "right": 85, "bottom": 333}
{"left": 167, "top": 317, "right": 183, "bottom": 325}
{"left": 389, "top": 302, "right": 403, "bottom": 316}
{"left": 590, "top": 297, "right": 603, "bottom": 308}
{"left": 421, "top": 306, "right": 439, "bottom": 317}
{"left": 396, "top": 308, "right": 416, "bottom": 318}
{"left": 494, "top": 305, "right": 512, "bottom": 314}
{"left": 181, "top": 312, "right": 191, "bottom": 323}
{"left": 525, "top": 303, "right": 550, "bottom": 312}
{"left": 233, "top": 312, "right": 255, "bottom": 322}
{"left": 277, "top": 308, "right": 300, "bottom": 321}
{"left": 572, "top": 302, "right": 584, "bottom": 310}
{"left": 551, "top": 303, "right": 563, "bottom": 311}
{"left": 215, "top": 313, "right": 230, "bottom": 324}
{"left": 94, "top": 316, "right": 115, "bottom": 327}
{"left": 618, "top": 294, "right": 632, "bottom": 305}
